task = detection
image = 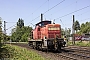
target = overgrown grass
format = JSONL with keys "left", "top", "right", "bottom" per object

{"left": 0, "top": 44, "right": 13, "bottom": 59}
{"left": 0, "top": 44, "right": 46, "bottom": 60}
{"left": 75, "top": 41, "right": 90, "bottom": 46}
{"left": 67, "top": 41, "right": 73, "bottom": 45}
{"left": 68, "top": 41, "right": 90, "bottom": 47}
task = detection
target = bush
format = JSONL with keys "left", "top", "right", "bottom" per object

{"left": 5, "top": 44, "right": 46, "bottom": 60}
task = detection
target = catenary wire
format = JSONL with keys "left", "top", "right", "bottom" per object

{"left": 27, "top": 0, "right": 66, "bottom": 25}
{"left": 55, "top": 5, "right": 90, "bottom": 20}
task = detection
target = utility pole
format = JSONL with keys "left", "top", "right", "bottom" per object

{"left": 72, "top": 15, "right": 75, "bottom": 45}
{"left": 4, "top": 21, "right": 6, "bottom": 44}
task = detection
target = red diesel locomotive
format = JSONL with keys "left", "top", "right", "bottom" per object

{"left": 28, "top": 14, "right": 66, "bottom": 51}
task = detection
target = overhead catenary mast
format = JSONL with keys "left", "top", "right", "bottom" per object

{"left": 72, "top": 15, "right": 75, "bottom": 45}
{"left": 4, "top": 21, "right": 6, "bottom": 44}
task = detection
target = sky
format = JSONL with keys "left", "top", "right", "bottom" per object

{"left": 0, "top": 0, "right": 90, "bottom": 35}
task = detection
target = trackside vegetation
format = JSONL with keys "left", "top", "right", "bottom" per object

{"left": 68, "top": 41, "right": 90, "bottom": 47}
{"left": 0, "top": 44, "right": 46, "bottom": 60}
{"left": 75, "top": 41, "right": 90, "bottom": 46}
{"left": 11, "top": 18, "right": 33, "bottom": 42}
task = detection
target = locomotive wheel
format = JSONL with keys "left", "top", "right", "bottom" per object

{"left": 32, "top": 46, "right": 35, "bottom": 49}
{"left": 38, "top": 45, "right": 42, "bottom": 51}
{"left": 55, "top": 44, "right": 61, "bottom": 52}
{"left": 57, "top": 46, "right": 61, "bottom": 52}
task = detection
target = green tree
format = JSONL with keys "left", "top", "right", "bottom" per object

{"left": 67, "top": 28, "right": 71, "bottom": 37}
{"left": 65, "top": 28, "right": 71, "bottom": 37}
{"left": 74, "top": 20, "right": 80, "bottom": 33}
{"left": 0, "top": 17, "right": 2, "bottom": 48}
{"left": 61, "top": 28, "right": 65, "bottom": 37}
{"left": 17, "top": 18, "right": 24, "bottom": 28}
{"left": 79, "top": 22, "right": 90, "bottom": 34}
{"left": 61, "top": 28, "right": 71, "bottom": 38}
{"left": 11, "top": 26, "right": 32, "bottom": 42}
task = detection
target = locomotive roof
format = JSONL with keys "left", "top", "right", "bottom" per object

{"left": 36, "top": 20, "right": 51, "bottom": 25}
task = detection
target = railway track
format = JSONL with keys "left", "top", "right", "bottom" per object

{"left": 60, "top": 47, "right": 90, "bottom": 60}
{"left": 63, "top": 46, "right": 90, "bottom": 56}
{"left": 8, "top": 43, "right": 90, "bottom": 60}
{"left": 60, "top": 51, "right": 90, "bottom": 60}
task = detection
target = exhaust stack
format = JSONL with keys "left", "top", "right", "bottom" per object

{"left": 41, "top": 13, "right": 43, "bottom": 22}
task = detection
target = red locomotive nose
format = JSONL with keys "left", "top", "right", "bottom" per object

{"left": 47, "top": 24, "right": 61, "bottom": 39}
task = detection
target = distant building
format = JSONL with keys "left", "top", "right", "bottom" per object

{"left": 84, "top": 33, "right": 90, "bottom": 37}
